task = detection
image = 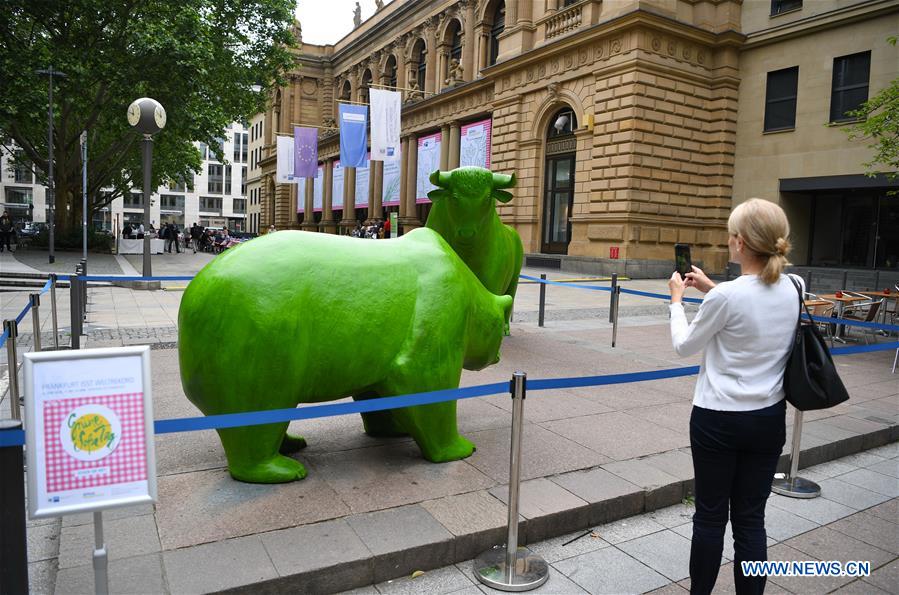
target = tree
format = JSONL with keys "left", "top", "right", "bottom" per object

{"left": 845, "top": 36, "right": 899, "bottom": 186}
{"left": 0, "top": 0, "right": 297, "bottom": 234}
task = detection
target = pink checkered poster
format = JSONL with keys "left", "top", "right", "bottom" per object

{"left": 25, "top": 347, "right": 157, "bottom": 519}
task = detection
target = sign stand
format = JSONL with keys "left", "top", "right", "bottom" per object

{"left": 92, "top": 511, "right": 109, "bottom": 595}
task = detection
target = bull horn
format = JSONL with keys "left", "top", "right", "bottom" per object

{"left": 429, "top": 170, "right": 453, "bottom": 188}
{"left": 492, "top": 172, "right": 516, "bottom": 189}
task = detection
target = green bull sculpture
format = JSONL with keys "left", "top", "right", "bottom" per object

{"left": 178, "top": 228, "right": 513, "bottom": 483}
{"left": 426, "top": 167, "right": 523, "bottom": 334}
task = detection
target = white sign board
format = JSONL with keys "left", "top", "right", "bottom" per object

{"left": 24, "top": 346, "right": 157, "bottom": 519}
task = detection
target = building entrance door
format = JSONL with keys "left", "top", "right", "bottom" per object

{"left": 542, "top": 153, "right": 575, "bottom": 254}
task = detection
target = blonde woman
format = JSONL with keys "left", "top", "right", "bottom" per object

{"left": 668, "top": 198, "right": 801, "bottom": 595}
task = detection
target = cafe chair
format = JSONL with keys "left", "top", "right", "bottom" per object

{"left": 841, "top": 299, "right": 883, "bottom": 344}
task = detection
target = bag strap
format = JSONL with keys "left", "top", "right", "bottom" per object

{"left": 788, "top": 275, "right": 814, "bottom": 325}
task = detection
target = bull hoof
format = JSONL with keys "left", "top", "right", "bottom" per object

{"left": 280, "top": 433, "right": 308, "bottom": 454}
{"left": 424, "top": 435, "right": 476, "bottom": 463}
{"left": 229, "top": 455, "right": 307, "bottom": 483}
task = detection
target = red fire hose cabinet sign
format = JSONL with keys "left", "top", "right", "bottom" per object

{"left": 24, "top": 346, "right": 157, "bottom": 519}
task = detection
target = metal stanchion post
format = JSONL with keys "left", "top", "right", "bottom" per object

{"left": 80, "top": 261, "right": 87, "bottom": 320}
{"left": 69, "top": 275, "right": 81, "bottom": 350}
{"left": 30, "top": 293, "right": 41, "bottom": 352}
{"left": 609, "top": 273, "right": 618, "bottom": 323}
{"left": 92, "top": 511, "right": 109, "bottom": 595}
{"left": 611, "top": 285, "right": 621, "bottom": 348}
{"left": 771, "top": 410, "right": 820, "bottom": 498}
{"left": 0, "top": 419, "right": 28, "bottom": 594}
{"left": 3, "top": 320, "right": 20, "bottom": 420}
{"left": 474, "top": 372, "right": 549, "bottom": 591}
{"left": 538, "top": 274, "right": 546, "bottom": 328}
{"left": 50, "top": 274, "right": 60, "bottom": 350}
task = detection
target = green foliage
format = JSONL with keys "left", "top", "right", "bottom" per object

{"left": 845, "top": 36, "right": 899, "bottom": 184}
{"left": 30, "top": 228, "right": 114, "bottom": 253}
{"left": 0, "top": 0, "right": 297, "bottom": 233}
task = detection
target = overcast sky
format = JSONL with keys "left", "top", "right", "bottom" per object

{"left": 296, "top": 0, "right": 396, "bottom": 46}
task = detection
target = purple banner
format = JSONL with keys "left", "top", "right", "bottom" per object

{"left": 294, "top": 126, "right": 318, "bottom": 179}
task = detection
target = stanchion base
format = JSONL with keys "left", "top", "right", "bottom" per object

{"left": 771, "top": 475, "right": 821, "bottom": 498}
{"left": 474, "top": 545, "right": 549, "bottom": 592}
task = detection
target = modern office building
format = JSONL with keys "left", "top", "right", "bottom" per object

{"left": 0, "top": 122, "right": 250, "bottom": 234}
{"left": 255, "top": 0, "right": 898, "bottom": 277}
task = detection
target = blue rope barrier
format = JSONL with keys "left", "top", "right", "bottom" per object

{"left": 830, "top": 340, "right": 899, "bottom": 356}
{"left": 39, "top": 278, "right": 52, "bottom": 294}
{"left": 618, "top": 287, "right": 704, "bottom": 304}
{"left": 0, "top": 429, "right": 24, "bottom": 448}
{"left": 804, "top": 314, "right": 899, "bottom": 334}
{"left": 519, "top": 274, "right": 611, "bottom": 292}
{"left": 14, "top": 303, "right": 31, "bottom": 326}
{"left": 78, "top": 275, "right": 195, "bottom": 282}
{"left": 0, "top": 328, "right": 7, "bottom": 349}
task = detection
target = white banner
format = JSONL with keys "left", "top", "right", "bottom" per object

{"left": 416, "top": 132, "right": 441, "bottom": 201}
{"left": 355, "top": 154, "right": 370, "bottom": 208}
{"left": 460, "top": 118, "right": 492, "bottom": 169}
{"left": 296, "top": 178, "right": 305, "bottom": 213}
{"left": 313, "top": 165, "right": 324, "bottom": 211}
{"left": 370, "top": 89, "right": 401, "bottom": 162}
{"left": 383, "top": 156, "right": 402, "bottom": 206}
{"left": 276, "top": 136, "right": 297, "bottom": 183}
{"left": 332, "top": 160, "right": 344, "bottom": 210}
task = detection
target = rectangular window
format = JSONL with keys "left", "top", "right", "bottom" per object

{"left": 207, "top": 164, "right": 223, "bottom": 194}
{"left": 770, "top": 0, "right": 802, "bottom": 16}
{"left": 224, "top": 164, "right": 232, "bottom": 195}
{"left": 124, "top": 192, "right": 144, "bottom": 207}
{"left": 200, "top": 196, "right": 223, "bottom": 212}
{"left": 10, "top": 152, "right": 33, "bottom": 184}
{"left": 160, "top": 194, "right": 185, "bottom": 210}
{"left": 233, "top": 199, "right": 247, "bottom": 213}
{"left": 764, "top": 66, "right": 799, "bottom": 132}
{"left": 830, "top": 51, "right": 871, "bottom": 123}
{"left": 198, "top": 143, "right": 208, "bottom": 161}
{"left": 233, "top": 132, "right": 248, "bottom": 163}
{"left": 241, "top": 166, "right": 247, "bottom": 196}
{"left": 5, "top": 187, "right": 32, "bottom": 204}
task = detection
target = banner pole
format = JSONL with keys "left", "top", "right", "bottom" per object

{"left": 30, "top": 294, "right": 42, "bottom": 352}
{"left": 611, "top": 285, "right": 621, "bottom": 348}
{"left": 50, "top": 274, "right": 59, "bottom": 350}
{"left": 92, "top": 511, "right": 109, "bottom": 595}
{"left": 538, "top": 274, "right": 546, "bottom": 328}
{"left": 4, "top": 320, "right": 20, "bottom": 420}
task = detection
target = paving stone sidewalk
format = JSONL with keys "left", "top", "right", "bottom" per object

{"left": 343, "top": 443, "right": 898, "bottom": 595}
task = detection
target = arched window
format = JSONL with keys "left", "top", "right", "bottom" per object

{"left": 340, "top": 80, "right": 352, "bottom": 101}
{"left": 449, "top": 21, "right": 462, "bottom": 64}
{"left": 547, "top": 107, "right": 577, "bottom": 138}
{"left": 385, "top": 55, "right": 398, "bottom": 89}
{"left": 414, "top": 39, "right": 427, "bottom": 90}
{"left": 489, "top": 1, "right": 505, "bottom": 67}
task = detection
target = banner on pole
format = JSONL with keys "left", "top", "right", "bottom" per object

{"left": 460, "top": 118, "right": 492, "bottom": 169}
{"left": 297, "top": 178, "right": 305, "bottom": 214}
{"left": 24, "top": 346, "right": 157, "bottom": 519}
{"left": 313, "top": 165, "right": 324, "bottom": 212}
{"left": 382, "top": 156, "right": 402, "bottom": 206}
{"left": 276, "top": 136, "right": 296, "bottom": 183}
{"left": 370, "top": 89, "right": 401, "bottom": 162}
{"left": 339, "top": 104, "right": 368, "bottom": 168}
{"left": 355, "top": 153, "right": 370, "bottom": 208}
{"left": 293, "top": 127, "right": 319, "bottom": 178}
{"left": 332, "top": 160, "right": 344, "bottom": 210}
{"left": 416, "top": 132, "right": 442, "bottom": 201}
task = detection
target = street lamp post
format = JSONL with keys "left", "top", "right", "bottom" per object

{"left": 127, "top": 98, "right": 166, "bottom": 277}
{"left": 36, "top": 68, "right": 66, "bottom": 264}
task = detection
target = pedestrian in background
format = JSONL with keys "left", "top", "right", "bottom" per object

{"left": 0, "top": 210, "right": 13, "bottom": 252}
{"left": 668, "top": 198, "right": 799, "bottom": 595}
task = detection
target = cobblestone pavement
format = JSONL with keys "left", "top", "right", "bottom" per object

{"left": 342, "top": 444, "right": 899, "bottom": 594}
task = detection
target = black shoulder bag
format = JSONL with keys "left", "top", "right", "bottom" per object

{"left": 783, "top": 277, "right": 850, "bottom": 411}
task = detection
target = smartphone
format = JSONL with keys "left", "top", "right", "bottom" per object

{"left": 675, "top": 243, "right": 692, "bottom": 279}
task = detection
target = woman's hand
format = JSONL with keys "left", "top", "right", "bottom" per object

{"left": 669, "top": 271, "right": 685, "bottom": 304}
{"left": 684, "top": 266, "right": 716, "bottom": 293}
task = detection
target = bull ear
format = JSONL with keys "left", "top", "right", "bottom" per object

{"left": 428, "top": 188, "right": 451, "bottom": 202}
{"left": 492, "top": 189, "right": 514, "bottom": 203}
{"left": 491, "top": 172, "right": 516, "bottom": 189}
{"left": 429, "top": 170, "right": 452, "bottom": 188}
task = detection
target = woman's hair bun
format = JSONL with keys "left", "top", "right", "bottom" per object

{"left": 775, "top": 237, "right": 790, "bottom": 257}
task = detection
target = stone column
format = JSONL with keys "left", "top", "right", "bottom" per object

{"left": 440, "top": 124, "right": 451, "bottom": 170}
{"left": 425, "top": 24, "right": 438, "bottom": 93}
{"left": 478, "top": 28, "right": 489, "bottom": 73}
{"left": 462, "top": 1, "right": 476, "bottom": 80}
{"left": 402, "top": 134, "right": 421, "bottom": 231}
{"left": 396, "top": 45, "right": 408, "bottom": 91}
{"left": 398, "top": 136, "right": 410, "bottom": 227}
{"left": 321, "top": 159, "right": 337, "bottom": 234}
{"left": 301, "top": 178, "right": 316, "bottom": 230}
{"left": 289, "top": 183, "right": 299, "bottom": 228}
{"left": 448, "top": 121, "right": 461, "bottom": 169}
{"left": 292, "top": 75, "right": 302, "bottom": 127}
{"left": 340, "top": 167, "right": 357, "bottom": 232}
{"left": 370, "top": 161, "right": 384, "bottom": 222}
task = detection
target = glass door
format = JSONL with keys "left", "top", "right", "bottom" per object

{"left": 542, "top": 154, "right": 575, "bottom": 254}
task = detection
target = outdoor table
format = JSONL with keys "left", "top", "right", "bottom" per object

{"left": 819, "top": 294, "right": 868, "bottom": 342}
{"left": 804, "top": 299, "right": 833, "bottom": 309}
{"left": 856, "top": 290, "right": 899, "bottom": 329}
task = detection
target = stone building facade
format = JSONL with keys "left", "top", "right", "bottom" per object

{"left": 255, "top": 0, "right": 897, "bottom": 276}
